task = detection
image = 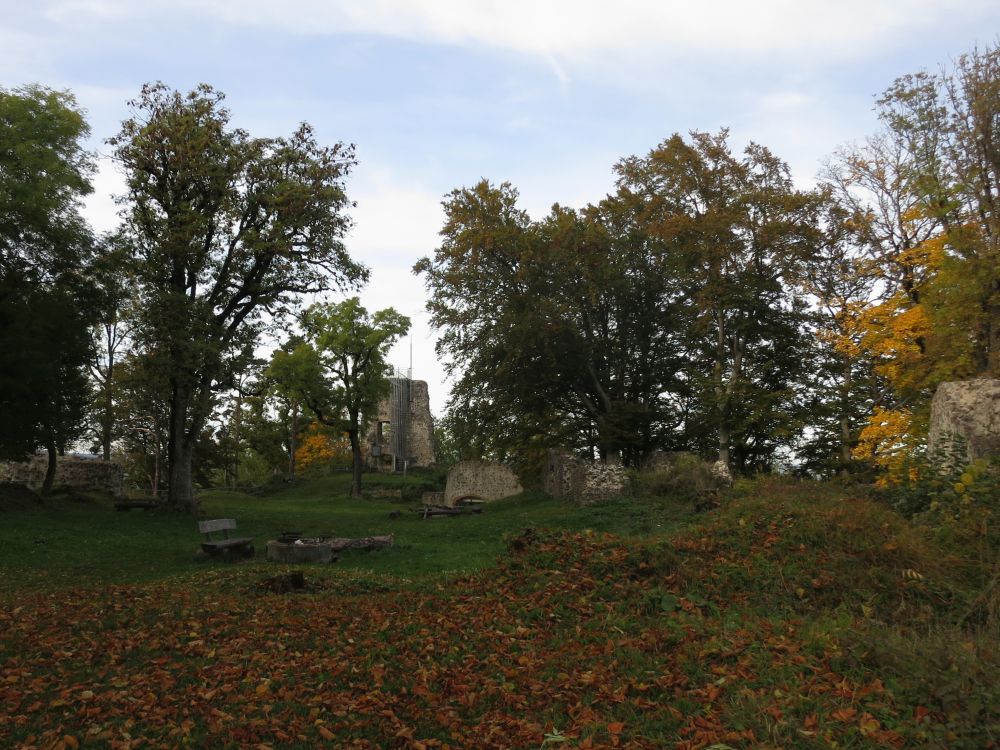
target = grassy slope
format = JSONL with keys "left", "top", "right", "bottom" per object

{"left": 0, "top": 473, "right": 692, "bottom": 592}
{"left": 0, "top": 475, "right": 996, "bottom": 749}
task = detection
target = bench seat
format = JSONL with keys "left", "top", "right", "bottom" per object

{"left": 198, "top": 518, "right": 253, "bottom": 557}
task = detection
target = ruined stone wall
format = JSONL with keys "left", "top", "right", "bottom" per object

{"left": 364, "top": 378, "right": 435, "bottom": 470}
{"left": 578, "top": 461, "right": 628, "bottom": 504}
{"left": 1, "top": 456, "right": 124, "bottom": 496}
{"left": 542, "top": 450, "right": 580, "bottom": 498}
{"left": 929, "top": 379, "right": 1000, "bottom": 465}
{"left": 542, "top": 449, "right": 627, "bottom": 506}
{"left": 444, "top": 460, "right": 523, "bottom": 507}
{"left": 407, "top": 380, "right": 435, "bottom": 467}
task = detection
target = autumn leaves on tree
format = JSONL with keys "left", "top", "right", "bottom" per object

{"left": 418, "top": 44, "right": 1000, "bottom": 480}
{"left": 3, "top": 43, "right": 999, "bottom": 498}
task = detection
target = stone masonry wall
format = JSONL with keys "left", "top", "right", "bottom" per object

{"left": 407, "top": 380, "right": 435, "bottom": 467}
{"left": 928, "top": 379, "right": 1000, "bottom": 465}
{"left": 364, "top": 378, "right": 436, "bottom": 470}
{"left": 1, "top": 455, "right": 124, "bottom": 496}
{"left": 542, "top": 449, "right": 579, "bottom": 498}
{"left": 542, "top": 449, "right": 627, "bottom": 506}
{"left": 444, "top": 460, "right": 523, "bottom": 507}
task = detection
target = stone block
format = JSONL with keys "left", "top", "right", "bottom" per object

{"left": 444, "top": 460, "right": 522, "bottom": 507}
{"left": 266, "top": 540, "right": 334, "bottom": 564}
{"left": 542, "top": 449, "right": 627, "bottom": 505}
{"left": 1, "top": 455, "right": 123, "bottom": 496}
{"left": 928, "top": 379, "right": 1000, "bottom": 465}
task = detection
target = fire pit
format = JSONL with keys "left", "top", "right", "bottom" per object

{"left": 266, "top": 536, "right": 335, "bottom": 564}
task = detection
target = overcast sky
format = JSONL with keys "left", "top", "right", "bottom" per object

{"left": 4, "top": 1, "right": 999, "bottom": 414}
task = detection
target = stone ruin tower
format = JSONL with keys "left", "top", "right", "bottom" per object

{"left": 365, "top": 377, "right": 435, "bottom": 471}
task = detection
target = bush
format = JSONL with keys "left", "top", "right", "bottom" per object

{"left": 632, "top": 452, "right": 721, "bottom": 502}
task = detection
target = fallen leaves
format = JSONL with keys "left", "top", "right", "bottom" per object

{"left": 0, "top": 528, "right": 967, "bottom": 749}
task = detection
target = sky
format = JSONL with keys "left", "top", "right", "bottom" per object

{"left": 3, "top": 0, "right": 999, "bottom": 415}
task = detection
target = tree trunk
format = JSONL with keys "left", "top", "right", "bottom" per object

{"left": 230, "top": 388, "right": 243, "bottom": 488}
{"left": 41, "top": 437, "right": 58, "bottom": 496}
{"left": 840, "top": 361, "right": 853, "bottom": 465}
{"left": 348, "top": 426, "right": 362, "bottom": 500}
{"left": 167, "top": 442, "right": 196, "bottom": 512}
{"left": 840, "top": 416, "right": 853, "bottom": 464}
{"left": 166, "top": 383, "right": 197, "bottom": 512}
{"left": 152, "top": 428, "right": 161, "bottom": 500}
{"left": 102, "top": 343, "right": 114, "bottom": 461}
{"left": 717, "top": 423, "right": 731, "bottom": 469}
{"left": 988, "top": 293, "right": 1000, "bottom": 376}
{"left": 287, "top": 401, "right": 299, "bottom": 480}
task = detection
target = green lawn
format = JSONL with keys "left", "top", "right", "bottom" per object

{"left": 0, "top": 472, "right": 695, "bottom": 594}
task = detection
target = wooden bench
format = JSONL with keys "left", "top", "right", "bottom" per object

{"left": 418, "top": 505, "right": 483, "bottom": 519}
{"left": 198, "top": 518, "right": 253, "bottom": 557}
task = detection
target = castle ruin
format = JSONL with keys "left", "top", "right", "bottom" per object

{"left": 365, "top": 377, "right": 435, "bottom": 471}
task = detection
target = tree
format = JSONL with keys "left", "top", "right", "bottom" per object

{"left": 418, "top": 132, "right": 817, "bottom": 476}
{"left": 269, "top": 298, "right": 409, "bottom": 499}
{"left": 825, "top": 43, "right": 1000, "bottom": 481}
{"left": 791, "top": 198, "right": 881, "bottom": 474}
{"left": 110, "top": 83, "right": 366, "bottom": 511}
{"left": 0, "top": 272, "right": 93, "bottom": 493}
{"left": 609, "top": 131, "right": 820, "bottom": 472}
{"left": 258, "top": 336, "right": 309, "bottom": 479}
{"left": 86, "top": 232, "right": 137, "bottom": 461}
{"left": 417, "top": 181, "right": 685, "bottom": 471}
{"left": 114, "top": 349, "right": 171, "bottom": 497}
{"left": 0, "top": 85, "right": 95, "bottom": 493}
{"left": 0, "top": 85, "right": 94, "bottom": 278}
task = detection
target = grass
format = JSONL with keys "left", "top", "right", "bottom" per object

{"left": 0, "top": 473, "right": 997, "bottom": 749}
{"left": 0, "top": 472, "right": 695, "bottom": 593}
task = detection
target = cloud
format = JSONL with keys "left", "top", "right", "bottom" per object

{"left": 359, "top": 266, "right": 449, "bottom": 415}
{"left": 82, "top": 156, "right": 125, "bottom": 234}
{"left": 40, "top": 0, "right": 998, "bottom": 69}
{"left": 347, "top": 167, "right": 445, "bottom": 265}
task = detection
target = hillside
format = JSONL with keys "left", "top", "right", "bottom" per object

{"left": 0, "top": 477, "right": 996, "bottom": 749}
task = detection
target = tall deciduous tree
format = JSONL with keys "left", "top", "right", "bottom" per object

{"left": 419, "top": 132, "right": 816, "bottom": 475}
{"left": 110, "top": 83, "right": 366, "bottom": 511}
{"left": 417, "top": 181, "right": 685, "bottom": 471}
{"left": 87, "top": 232, "right": 136, "bottom": 461}
{"left": 826, "top": 43, "right": 1000, "bottom": 479}
{"left": 269, "top": 298, "right": 409, "bottom": 498}
{"left": 620, "top": 132, "right": 819, "bottom": 472}
{"left": 0, "top": 85, "right": 95, "bottom": 493}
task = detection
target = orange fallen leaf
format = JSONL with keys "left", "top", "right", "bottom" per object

{"left": 831, "top": 707, "right": 857, "bottom": 722}
{"left": 608, "top": 722, "right": 624, "bottom": 734}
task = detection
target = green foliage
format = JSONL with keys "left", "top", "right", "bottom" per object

{"left": 0, "top": 84, "right": 94, "bottom": 277}
{"left": 0, "top": 85, "right": 95, "bottom": 483}
{"left": 110, "top": 82, "right": 366, "bottom": 510}
{"left": 268, "top": 297, "right": 409, "bottom": 497}
{"left": 418, "top": 131, "right": 819, "bottom": 475}
{"left": 881, "top": 438, "right": 999, "bottom": 530}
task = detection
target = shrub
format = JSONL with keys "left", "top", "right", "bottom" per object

{"left": 632, "top": 452, "right": 721, "bottom": 503}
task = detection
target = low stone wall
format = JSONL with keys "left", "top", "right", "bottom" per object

{"left": 542, "top": 449, "right": 627, "bottom": 506}
{"left": 421, "top": 491, "right": 445, "bottom": 506}
{"left": 929, "top": 379, "right": 1000, "bottom": 466}
{"left": 444, "top": 460, "right": 523, "bottom": 507}
{"left": 1, "top": 455, "right": 123, "bottom": 496}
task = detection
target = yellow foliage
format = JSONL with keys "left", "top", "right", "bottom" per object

{"left": 853, "top": 408, "right": 919, "bottom": 487}
{"left": 295, "top": 423, "right": 351, "bottom": 471}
